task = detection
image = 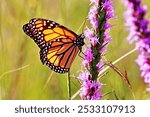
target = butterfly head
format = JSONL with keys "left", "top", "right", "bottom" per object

{"left": 79, "top": 33, "right": 85, "bottom": 39}
{"left": 76, "top": 34, "right": 85, "bottom": 50}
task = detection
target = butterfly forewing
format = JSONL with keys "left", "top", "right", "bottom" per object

{"left": 23, "top": 18, "right": 77, "bottom": 48}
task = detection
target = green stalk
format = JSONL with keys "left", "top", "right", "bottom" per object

{"left": 89, "top": 3, "right": 106, "bottom": 81}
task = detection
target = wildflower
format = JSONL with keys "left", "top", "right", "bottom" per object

{"left": 77, "top": 0, "right": 114, "bottom": 100}
{"left": 90, "top": 0, "right": 99, "bottom": 5}
{"left": 88, "top": 5, "right": 99, "bottom": 28}
{"left": 78, "top": 71, "right": 102, "bottom": 100}
{"left": 84, "top": 47, "right": 93, "bottom": 62}
{"left": 122, "top": 0, "right": 150, "bottom": 90}
{"left": 96, "top": 62, "right": 104, "bottom": 72}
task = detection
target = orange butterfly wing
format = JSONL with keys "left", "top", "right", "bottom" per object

{"left": 23, "top": 18, "right": 81, "bottom": 73}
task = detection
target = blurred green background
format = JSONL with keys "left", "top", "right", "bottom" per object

{"left": 0, "top": 0, "right": 150, "bottom": 100}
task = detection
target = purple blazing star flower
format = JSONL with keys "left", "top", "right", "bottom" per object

{"left": 86, "top": 82, "right": 102, "bottom": 100}
{"left": 84, "top": 27, "right": 94, "bottom": 39}
{"left": 103, "top": 31, "right": 112, "bottom": 43}
{"left": 77, "top": 71, "right": 90, "bottom": 82}
{"left": 96, "top": 62, "right": 104, "bottom": 72}
{"left": 77, "top": 0, "right": 114, "bottom": 100}
{"left": 88, "top": 5, "right": 99, "bottom": 28}
{"left": 82, "top": 60, "right": 89, "bottom": 69}
{"left": 84, "top": 47, "right": 93, "bottom": 62}
{"left": 102, "top": 0, "right": 115, "bottom": 20}
{"left": 90, "top": 0, "right": 99, "bottom": 5}
{"left": 104, "top": 22, "right": 114, "bottom": 30}
{"left": 90, "top": 36, "right": 99, "bottom": 46}
{"left": 84, "top": 27, "right": 99, "bottom": 46}
{"left": 122, "top": 0, "right": 150, "bottom": 90}
{"left": 78, "top": 71, "right": 102, "bottom": 100}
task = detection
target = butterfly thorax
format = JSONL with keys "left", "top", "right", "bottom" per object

{"left": 74, "top": 34, "right": 85, "bottom": 50}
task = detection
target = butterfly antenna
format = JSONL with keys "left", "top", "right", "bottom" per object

{"left": 78, "top": 51, "right": 86, "bottom": 59}
{"left": 82, "top": 17, "right": 88, "bottom": 33}
{"left": 76, "top": 17, "right": 88, "bottom": 34}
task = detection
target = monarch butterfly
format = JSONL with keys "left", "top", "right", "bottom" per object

{"left": 23, "top": 18, "right": 85, "bottom": 73}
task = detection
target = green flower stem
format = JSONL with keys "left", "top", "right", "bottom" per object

{"left": 90, "top": 3, "right": 106, "bottom": 81}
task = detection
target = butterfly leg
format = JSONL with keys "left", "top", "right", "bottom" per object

{"left": 78, "top": 51, "right": 85, "bottom": 59}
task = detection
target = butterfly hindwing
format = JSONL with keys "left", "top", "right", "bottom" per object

{"left": 23, "top": 18, "right": 84, "bottom": 73}
{"left": 40, "top": 38, "right": 79, "bottom": 73}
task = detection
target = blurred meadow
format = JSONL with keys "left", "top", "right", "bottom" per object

{"left": 0, "top": 0, "right": 150, "bottom": 100}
